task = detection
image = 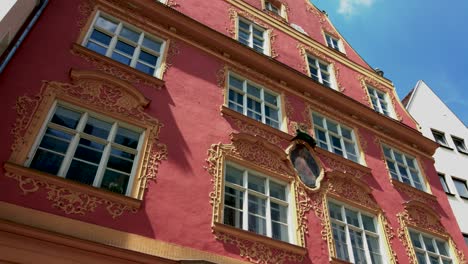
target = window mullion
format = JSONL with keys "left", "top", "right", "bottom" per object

{"left": 57, "top": 112, "right": 88, "bottom": 177}
{"left": 265, "top": 178, "right": 272, "bottom": 238}
{"left": 343, "top": 208, "right": 355, "bottom": 263}
{"left": 242, "top": 80, "right": 248, "bottom": 116}
{"left": 242, "top": 170, "right": 248, "bottom": 231}
{"left": 106, "top": 23, "right": 122, "bottom": 57}
{"left": 260, "top": 89, "right": 266, "bottom": 124}
{"left": 130, "top": 32, "right": 145, "bottom": 68}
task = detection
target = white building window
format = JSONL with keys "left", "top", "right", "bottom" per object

{"left": 325, "top": 33, "right": 342, "bottom": 52}
{"left": 223, "top": 163, "right": 292, "bottom": 243}
{"left": 328, "top": 201, "right": 384, "bottom": 263}
{"left": 238, "top": 18, "right": 268, "bottom": 55}
{"left": 83, "top": 12, "right": 166, "bottom": 78}
{"left": 307, "top": 56, "right": 335, "bottom": 89}
{"left": 438, "top": 173, "right": 451, "bottom": 194}
{"left": 27, "top": 103, "right": 144, "bottom": 196}
{"left": 451, "top": 136, "right": 468, "bottom": 154}
{"left": 452, "top": 178, "right": 468, "bottom": 199}
{"left": 431, "top": 129, "right": 449, "bottom": 147}
{"left": 367, "top": 86, "right": 394, "bottom": 118}
{"left": 382, "top": 145, "right": 425, "bottom": 191}
{"left": 228, "top": 73, "right": 281, "bottom": 129}
{"left": 409, "top": 230, "right": 453, "bottom": 264}
{"left": 312, "top": 113, "right": 361, "bottom": 163}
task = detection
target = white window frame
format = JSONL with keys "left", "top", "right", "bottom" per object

{"left": 451, "top": 136, "right": 468, "bottom": 154}
{"left": 438, "top": 173, "right": 452, "bottom": 195}
{"left": 265, "top": 1, "right": 281, "bottom": 15}
{"left": 227, "top": 72, "right": 282, "bottom": 129}
{"left": 82, "top": 11, "right": 167, "bottom": 78}
{"left": 367, "top": 86, "right": 395, "bottom": 118}
{"left": 328, "top": 200, "right": 386, "bottom": 263}
{"left": 237, "top": 17, "right": 269, "bottom": 55}
{"left": 25, "top": 101, "right": 145, "bottom": 196}
{"left": 307, "top": 55, "right": 336, "bottom": 89}
{"left": 222, "top": 162, "right": 294, "bottom": 244}
{"left": 312, "top": 112, "right": 361, "bottom": 163}
{"left": 452, "top": 177, "right": 468, "bottom": 199}
{"left": 409, "top": 229, "right": 454, "bottom": 264}
{"left": 431, "top": 129, "right": 450, "bottom": 148}
{"left": 382, "top": 144, "right": 426, "bottom": 191}
{"left": 325, "top": 33, "right": 344, "bottom": 53}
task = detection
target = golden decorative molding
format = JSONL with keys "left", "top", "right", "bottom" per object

{"left": 213, "top": 226, "right": 304, "bottom": 264}
{"left": 396, "top": 201, "right": 465, "bottom": 264}
{"left": 9, "top": 69, "right": 167, "bottom": 206}
{"left": 358, "top": 75, "right": 402, "bottom": 121}
{"left": 4, "top": 163, "right": 139, "bottom": 219}
{"left": 205, "top": 134, "right": 310, "bottom": 262}
{"left": 304, "top": 1, "right": 326, "bottom": 23}
{"left": 391, "top": 179, "right": 438, "bottom": 208}
{"left": 309, "top": 172, "right": 389, "bottom": 259}
{"left": 221, "top": 106, "right": 290, "bottom": 145}
{"left": 227, "top": 8, "right": 278, "bottom": 58}
{"left": 166, "top": 0, "right": 179, "bottom": 8}
{"left": 297, "top": 43, "right": 344, "bottom": 92}
{"left": 380, "top": 214, "right": 399, "bottom": 263}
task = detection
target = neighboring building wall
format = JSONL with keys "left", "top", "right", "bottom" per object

{"left": 405, "top": 80, "right": 468, "bottom": 236}
{"left": 0, "top": 0, "right": 466, "bottom": 263}
{"left": 0, "top": 0, "right": 39, "bottom": 56}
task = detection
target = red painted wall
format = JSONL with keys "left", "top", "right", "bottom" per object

{"left": 0, "top": 0, "right": 466, "bottom": 263}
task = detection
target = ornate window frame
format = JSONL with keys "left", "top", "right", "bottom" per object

{"left": 322, "top": 31, "right": 345, "bottom": 54}
{"left": 73, "top": 0, "right": 180, "bottom": 89}
{"left": 309, "top": 170, "right": 397, "bottom": 264}
{"left": 260, "top": 0, "right": 289, "bottom": 22}
{"left": 5, "top": 69, "right": 167, "bottom": 218}
{"left": 397, "top": 201, "right": 466, "bottom": 264}
{"left": 206, "top": 133, "right": 308, "bottom": 264}
{"left": 228, "top": 8, "right": 278, "bottom": 58}
{"left": 365, "top": 85, "right": 397, "bottom": 119}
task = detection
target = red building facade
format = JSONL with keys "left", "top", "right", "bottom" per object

{"left": 0, "top": 0, "right": 467, "bottom": 263}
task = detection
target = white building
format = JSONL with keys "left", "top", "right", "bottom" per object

{"left": 404, "top": 80, "right": 468, "bottom": 246}
{"left": 0, "top": 0, "right": 40, "bottom": 56}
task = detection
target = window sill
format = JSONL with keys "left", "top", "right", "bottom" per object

{"left": 71, "top": 43, "right": 165, "bottom": 88}
{"left": 221, "top": 105, "right": 293, "bottom": 141}
{"left": 3, "top": 162, "right": 141, "bottom": 211}
{"left": 391, "top": 178, "right": 437, "bottom": 202}
{"left": 460, "top": 196, "right": 468, "bottom": 201}
{"left": 212, "top": 222, "right": 306, "bottom": 256}
{"left": 445, "top": 192, "right": 455, "bottom": 197}
{"left": 439, "top": 144, "right": 454, "bottom": 151}
{"left": 324, "top": 45, "right": 347, "bottom": 58}
{"left": 457, "top": 150, "right": 468, "bottom": 156}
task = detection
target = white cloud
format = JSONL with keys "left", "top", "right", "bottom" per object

{"left": 337, "top": 0, "right": 374, "bottom": 16}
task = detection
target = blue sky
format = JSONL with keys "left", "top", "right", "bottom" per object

{"left": 311, "top": 0, "right": 468, "bottom": 126}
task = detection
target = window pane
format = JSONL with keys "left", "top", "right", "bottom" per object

{"left": 454, "top": 179, "right": 468, "bottom": 197}
{"left": 247, "top": 84, "right": 261, "bottom": 98}
{"left": 367, "top": 236, "right": 382, "bottom": 261}
{"left": 332, "top": 223, "right": 349, "bottom": 261}
{"left": 107, "top": 151, "right": 134, "bottom": 173}
{"left": 30, "top": 149, "right": 64, "bottom": 175}
{"left": 349, "top": 230, "right": 365, "bottom": 264}
{"left": 248, "top": 174, "right": 265, "bottom": 193}
{"left": 345, "top": 208, "right": 359, "bottom": 227}
{"left": 272, "top": 222, "right": 288, "bottom": 242}
{"left": 423, "top": 236, "right": 436, "bottom": 252}
{"left": 120, "top": 27, "right": 140, "bottom": 42}
{"left": 270, "top": 181, "right": 286, "bottom": 200}
{"left": 66, "top": 159, "right": 98, "bottom": 185}
{"left": 264, "top": 92, "right": 278, "bottom": 105}
{"left": 89, "top": 30, "right": 112, "bottom": 45}
{"left": 270, "top": 202, "right": 287, "bottom": 223}
{"left": 329, "top": 202, "right": 343, "bottom": 221}
{"left": 436, "top": 240, "right": 448, "bottom": 256}
{"left": 75, "top": 138, "right": 104, "bottom": 164}
{"left": 39, "top": 128, "right": 72, "bottom": 154}
{"left": 248, "top": 214, "right": 266, "bottom": 235}
{"left": 101, "top": 169, "right": 129, "bottom": 194}
{"left": 142, "top": 37, "right": 162, "bottom": 52}
{"left": 95, "top": 16, "right": 117, "bottom": 32}
{"left": 115, "top": 41, "right": 135, "bottom": 56}
{"left": 139, "top": 50, "right": 158, "bottom": 65}
{"left": 111, "top": 52, "right": 132, "bottom": 65}
{"left": 225, "top": 165, "right": 244, "bottom": 186}
{"left": 229, "top": 75, "right": 244, "bottom": 89}
{"left": 51, "top": 107, "right": 81, "bottom": 129}
{"left": 410, "top": 231, "right": 422, "bottom": 248}
{"left": 114, "top": 127, "right": 141, "bottom": 149}
{"left": 86, "top": 41, "right": 107, "bottom": 55}
{"left": 224, "top": 186, "right": 244, "bottom": 209}
{"left": 362, "top": 214, "right": 376, "bottom": 232}
{"left": 136, "top": 62, "right": 155, "bottom": 75}
{"left": 84, "top": 117, "right": 112, "bottom": 139}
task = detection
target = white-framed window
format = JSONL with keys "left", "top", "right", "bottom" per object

{"left": 237, "top": 17, "right": 268, "bottom": 55}
{"left": 367, "top": 86, "right": 394, "bottom": 118}
{"left": 83, "top": 12, "right": 166, "bottom": 78}
{"left": 312, "top": 113, "right": 361, "bottom": 163}
{"left": 307, "top": 55, "right": 335, "bottom": 89}
{"left": 438, "top": 173, "right": 452, "bottom": 195}
{"left": 26, "top": 102, "right": 144, "bottom": 196}
{"left": 431, "top": 129, "right": 450, "bottom": 148}
{"left": 409, "top": 230, "right": 453, "bottom": 264}
{"left": 325, "top": 33, "right": 343, "bottom": 53}
{"left": 382, "top": 145, "right": 425, "bottom": 191}
{"left": 452, "top": 177, "right": 468, "bottom": 199}
{"left": 227, "top": 73, "right": 282, "bottom": 129}
{"left": 328, "top": 201, "right": 384, "bottom": 263}
{"left": 223, "top": 163, "right": 292, "bottom": 243}
{"left": 451, "top": 136, "right": 468, "bottom": 154}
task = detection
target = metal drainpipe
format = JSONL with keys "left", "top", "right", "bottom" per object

{"left": 0, "top": 0, "right": 49, "bottom": 74}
